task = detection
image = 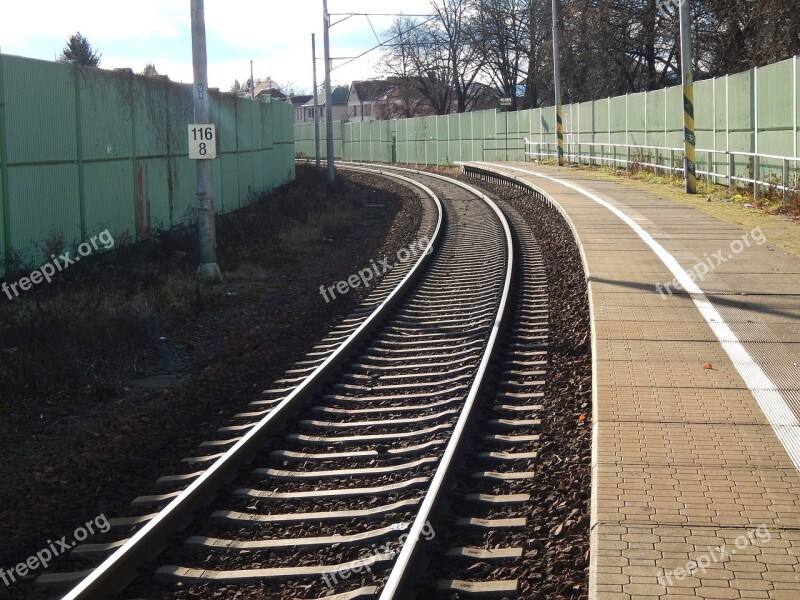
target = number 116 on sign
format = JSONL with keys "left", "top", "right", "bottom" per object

{"left": 188, "top": 124, "right": 217, "bottom": 159}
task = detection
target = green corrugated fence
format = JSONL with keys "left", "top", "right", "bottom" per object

{"left": 296, "top": 55, "right": 799, "bottom": 184}
{"left": 0, "top": 53, "right": 295, "bottom": 278}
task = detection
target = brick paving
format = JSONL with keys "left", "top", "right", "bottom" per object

{"left": 467, "top": 162, "right": 800, "bottom": 599}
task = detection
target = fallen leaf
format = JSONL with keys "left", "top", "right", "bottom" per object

{"left": 703, "top": 363, "right": 713, "bottom": 370}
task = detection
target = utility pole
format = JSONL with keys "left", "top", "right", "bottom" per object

{"left": 552, "top": 0, "right": 565, "bottom": 166}
{"left": 312, "top": 33, "right": 322, "bottom": 168}
{"left": 250, "top": 59, "right": 255, "bottom": 99}
{"left": 190, "top": 0, "right": 222, "bottom": 282}
{"left": 322, "top": 0, "right": 335, "bottom": 183}
{"left": 679, "top": 0, "right": 697, "bottom": 193}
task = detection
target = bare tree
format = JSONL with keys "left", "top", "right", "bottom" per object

{"left": 380, "top": 1, "right": 486, "bottom": 115}
{"left": 471, "top": 0, "right": 528, "bottom": 107}
{"left": 697, "top": 0, "right": 800, "bottom": 76}
{"left": 430, "top": 0, "right": 485, "bottom": 113}
{"left": 385, "top": 0, "right": 800, "bottom": 111}
{"left": 380, "top": 16, "right": 454, "bottom": 115}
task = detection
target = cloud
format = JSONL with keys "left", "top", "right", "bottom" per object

{"left": 1, "top": 0, "right": 435, "bottom": 91}
{"left": 0, "top": 0, "right": 186, "bottom": 46}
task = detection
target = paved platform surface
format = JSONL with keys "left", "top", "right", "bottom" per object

{"left": 466, "top": 162, "right": 800, "bottom": 599}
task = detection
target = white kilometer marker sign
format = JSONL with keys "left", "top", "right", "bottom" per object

{"left": 476, "top": 162, "right": 800, "bottom": 472}
{"left": 188, "top": 123, "right": 217, "bottom": 160}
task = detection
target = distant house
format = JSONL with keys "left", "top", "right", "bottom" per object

{"left": 300, "top": 85, "right": 350, "bottom": 123}
{"left": 375, "top": 78, "right": 436, "bottom": 119}
{"left": 348, "top": 80, "right": 393, "bottom": 122}
{"left": 468, "top": 83, "right": 504, "bottom": 112}
{"left": 288, "top": 95, "right": 313, "bottom": 123}
{"left": 293, "top": 79, "right": 502, "bottom": 123}
{"left": 252, "top": 83, "right": 287, "bottom": 102}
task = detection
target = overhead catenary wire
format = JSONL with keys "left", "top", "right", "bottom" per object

{"left": 331, "top": 15, "right": 439, "bottom": 72}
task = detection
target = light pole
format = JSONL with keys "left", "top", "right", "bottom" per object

{"left": 552, "top": 0, "right": 565, "bottom": 166}
{"left": 190, "top": 0, "right": 222, "bottom": 282}
{"left": 679, "top": 0, "right": 697, "bottom": 193}
{"left": 322, "top": 0, "right": 335, "bottom": 183}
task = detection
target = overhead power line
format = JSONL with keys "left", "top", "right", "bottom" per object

{"left": 331, "top": 15, "right": 439, "bottom": 71}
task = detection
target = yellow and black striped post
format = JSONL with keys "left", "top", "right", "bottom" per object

{"left": 679, "top": 0, "right": 697, "bottom": 194}
{"left": 556, "top": 105, "right": 565, "bottom": 166}
{"left": 552, "top": 0, "right": 565, "bottom": 166}
{"left": 683, "top": 81, "right": 697, "bottom": 193}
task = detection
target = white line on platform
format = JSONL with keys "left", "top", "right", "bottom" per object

{"left": 474, "top": 161, "right": 800, "bottom": 472}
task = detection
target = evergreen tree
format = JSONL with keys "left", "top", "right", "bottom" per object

{"left": 141, "top": 63, "right": 160, "bottom": 78}
{"left": 59, "top": 32, "right": 101, "bottom": 67}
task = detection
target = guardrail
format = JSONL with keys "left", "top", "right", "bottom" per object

{"left": 525, "top": 140, "right": 800, "bottom": 201}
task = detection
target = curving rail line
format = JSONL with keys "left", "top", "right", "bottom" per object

{"left": 44, "top": 166, "right": 543, "bottom": 600}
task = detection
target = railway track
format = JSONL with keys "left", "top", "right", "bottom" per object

{"left": 40, "top": 166, "right": 553, "bottom": 599}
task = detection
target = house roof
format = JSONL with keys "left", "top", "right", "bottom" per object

{"left": 251, "top": 80, "right": 284, "bottom": 98}
{"left": 289, "top": 95, "right": 313, "bottom": 107}
{"left": 254, "top": 87, "right": 287, "bottom": 100}
{"left": 303, "top": 85, "right": 349, "bottom": 107}
{"left": 350, "top": 80, "right": 393, "bottom": 103}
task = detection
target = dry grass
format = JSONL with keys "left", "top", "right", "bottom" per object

{"left": 0, "top": 164, "right": 366, "bottom": 401}
{"left": 560, "top": 161, "right": 800, "bottom": 258}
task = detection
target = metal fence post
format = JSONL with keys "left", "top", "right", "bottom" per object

{"left": 728, "top": 152, "right": 734, "bottom": 189}
{"left": 664, "top": 87, "right": 668, "bottom": 149}
{"left": 754, "top": 65, "right": 759, "bottom": 157}
{"left": 753, "top": 154, "right": 760, "bottom": 201}
{"left": 795, "top": 55, "right": 798, "bottom": 160}
{"left": 783, "top": 158, "right": 789, "bottom": 202}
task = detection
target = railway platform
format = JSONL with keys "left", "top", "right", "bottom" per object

{"left": 464, "top": 162, "right": 800, "bottom": 600}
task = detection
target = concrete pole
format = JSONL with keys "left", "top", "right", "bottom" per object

{"left": 552, "top": 0, "right": 565, "bottom": 166}
{"left": 190, "top": 0, "right": 222, "bottom": 282}
{"left": 312, "top": 33, "right": 322, "bottom": 168}
{"left": 322, "top": 0, "right": 335, "bottom": 183}
{"left": 250, "top": 59, "right": 254, "bottom": 99}
{"left": 679, "top": 0, "right": 697, "bottom": 193}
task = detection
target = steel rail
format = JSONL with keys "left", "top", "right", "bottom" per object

{"left": 342, "top": 163, "right": 516, "bottom": 599}
{"left": 62, "top": 172, "right": 444, "bottom": 600}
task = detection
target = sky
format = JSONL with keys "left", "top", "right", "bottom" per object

{"left": 0, "top": 0, "right": 434, "bottom": 94}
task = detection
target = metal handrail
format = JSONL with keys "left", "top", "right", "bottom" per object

{"left": 524, "top": 139, "right": 800, "bottom": 200}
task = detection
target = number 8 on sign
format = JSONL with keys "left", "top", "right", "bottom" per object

{"left": 188, "top": 124, "right": 217, "bottom": 159}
